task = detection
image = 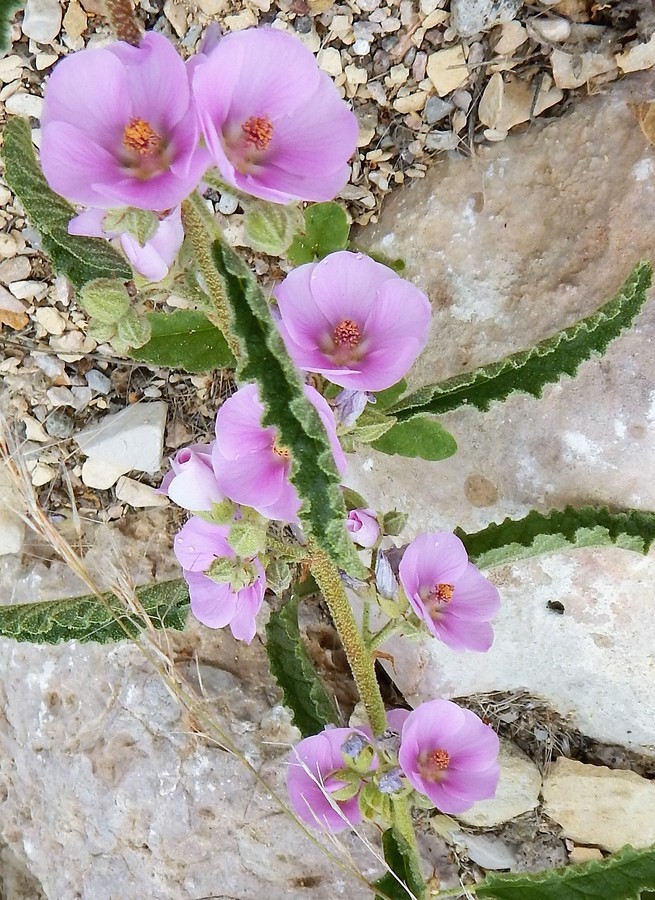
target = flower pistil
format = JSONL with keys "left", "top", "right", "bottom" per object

{"left": 417, "top": 748, "right": 450, "bottom": 782}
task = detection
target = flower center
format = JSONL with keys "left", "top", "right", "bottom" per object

{"left": 417, "top": 748, "right": 451, "bottom": 782}
{"left": 332, "top": 320, "right": 362, "bottom": 348}
{"left": 123, "top": 118, "right": 162, "bottom": 156}
{"left": 241, "top": 116, "right": 274, "bottom": 151}
{"left": 435, "top": 583, "right": 454, "bottom": 603}
{"left": 272, "top": 442, "right": 291, "bottom": 461}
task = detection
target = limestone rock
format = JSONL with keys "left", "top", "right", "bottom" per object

{"left": 478, "top": 73, "right": 562, "bottom": 131}
{"left": 542, "top": 758, "right": 655, "bottom": 851}
{"left": 450, "top": 0, "right": 523, "bottom": 37}
{"left": 352, "top": 73, "right": 655, "bottom": 752}
{"left": 0, "top": 467, "right": 24, "bottom": 557}
{"left": 426, "top": 45, "right": 469, "bottom": 97}
{"left": 456, "top": 741, "right": 541, "bottom": 827}
{"left": 115, "top": 476, "right": 169, "bottom": 508}
{"left": 21, "top": 0, "right": 62, "bottom": 43}
{"left": 75, "top": 402, "right": 167, "bottom": 487}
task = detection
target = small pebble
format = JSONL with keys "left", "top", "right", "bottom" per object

{"left": 425, "top": 130, "right": 460, "bottom": 151}
{"left": 45, "top": 409, "right": 75, "bottom": 439}
{"left": 218, "top": 192, "right": 239, "bottom": 215}
{"left": 31, "top": 462, "right": 56, "bottom": 486}
{"left": 21, "top": 0, "right": 63, "bottom": 43}
{"left": 34, "top": 306, "right": 66, "bottom": 335}
{"left": 0, "top": 256, "right": 31, "bottom": 285}
{"left": 9, "top": 280, "right": 48, "bottom": 301}
{"left": 4, "top": 91, "right": 44, "bottom": 119}
{"left": 0, "top": 235, "right": 18, "bottom": 260}
{"left": 47, "top": 386, "right": 76, "bottom": 408}
{"left": 294, "top": 15, "right": 312, "bottom": 33}
{"left": 425, "top": 95, "right": 455, "bottom": 124}
{"left": 86, "top": 370, "right": 111, "bottom": 395}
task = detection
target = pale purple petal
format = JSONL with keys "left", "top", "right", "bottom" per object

{"left": 120, "top": 207, "right": 184, "bottom": 282}
{"left": 399, "top": 533, "right": 469, "bottom": 598}
{"left": 164, "top": 446, "right": 223, "bottom": 511}
{"left": 448, "top": 564, "right": 501, "bottom": 621}
{"left": 41, "top": 123, "right": 121, "bottom": 208}
{"left": 287, "top": 727, "right": 370, "bottom": 832}
{"left": 434, "top": 616, "right": 495, "bottom": 653}
{"left": 347, "top": 508, "right": 379, "bottom": 548}
{"left": 214, "top": 383, "right": 273, "bottom": 458}
{"left": 174, "top": 517, "right": 231, "bottom": 573}
{"left": 67, "top": 208, "right": 107, "bottom": 237}
{"left": 304, "top": 384, "right": 347, "bottom": 476}
{"left": 213, "top": 447, "right": 290, "bottom": 510}
{"left": 309, "top": 252, "right": 393, "bottom": 321}
{"left": 185, "top": 571, "right": 238, "bottom": 629}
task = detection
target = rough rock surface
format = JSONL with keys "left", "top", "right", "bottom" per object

{"left": 0, "top": 516, "right": 374, "bottom": 899}
{"left": 541, "top": 758, "right": 655, "bottom": 852}
{"left": 351, "top": 73, "right": 655, "bottom": 752}
{"left": 455, "top": 741, "right": 541, "bottom": 827}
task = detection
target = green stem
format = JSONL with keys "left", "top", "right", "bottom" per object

{"left": 265, "top": 535, "right": 310, "bottom": 561}
{"left": 368, "top": 618, "right": 402, "bottom": 651}
{"left": 309, "top": 546, "right": 387, "bottom": 735}
{"left": 181, "top": 193, "right": 240, "bottom": 359}
{"left": 392, "top": 799, "right": 426, "bottom": 900}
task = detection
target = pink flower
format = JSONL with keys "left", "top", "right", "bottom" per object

{"left": 287, "top": 727, "right": 373, "bottom": 831}
{"left": 69, "top": 207, "right": 184, "bottom": 282}
{"left": 212, "top": 383, "right": 346, "bottom": 523}
{"left": 191, "top": 28, "right": 358, "bottom": 203}
{"left": 398, "top": 533, "right": 500, "bottom": 652}
{"left": 159, "top": 443, "right": 223, "bottom": 512}
{"left": 274, "top": 252, "right": 431, "bottom": 391}
{"left": 174, "top": 516, "right": 265, "bottom": 643}
{"left": 41, "top": 33, "right": 208, "bottom": 211}
{"left": 397, "top": 700, "right": 500, "bottom": 814}
{"left": 346, "top": 508, "right": 380, "bottom": 548}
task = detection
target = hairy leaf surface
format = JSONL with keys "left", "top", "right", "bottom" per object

{"left": 265, "top": 595, "right": 338, "bottom": 737}
{"left": 475, "top": 844, "right": 655, "bottom": 900}
{"left": 212, "top": 239, "right": 364, "bottom": 576}
{"left": 2, "top": 118, "right": 131, "bottom": 290}
{"left": 130, "top": 309, "right": 234, "bottom": 372}
{"left": 0, "top": 580, "right": 189, "bottom": 644}
{"left": 374, "top": 828, "right": 426, "bottom": 900}
{"left": 390, "top": 263, "right": 652, "bottom": 418}
{"left": 457, "top": 506, "right": 655, "bottom": 570}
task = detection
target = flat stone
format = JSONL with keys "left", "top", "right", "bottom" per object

{"left": 455, "top": 741, "right": 541, "bottom": 827}
{"left": 450, "top": 0, "right": 523, "bottom": 37}
{"left": 352, "top": 73, "right": 655, "bottom": 752}
{"left": 478, "top": 73, "right": 563, "bottom": 132}
{"left": 4, "top": 92, "right": 43, "bottom": 119}
{"left": 81, "top": 457, "right": 132, "bottom": 490}
{"left": 34, "top": 307, "right": 66, "bottom": 335}
{"left": 115, "top": 476, "right": 169, "bottom": 508}
{"left": 21, "top": 0, "right": 62, "bottom": 43}
{"left": 0, "top": 256, "right": 31, "bottom": 285}
{"left": 75, "top": 402, "right": 167, "bottom": 480}
{"left": 0, "top": 467, "right": 25, "bottom": 556}
{"left": 427, "top": 45, "right": 469, "bottom": 97}
{"left": 542, "top": 758, "right": 655, "bottom": 851}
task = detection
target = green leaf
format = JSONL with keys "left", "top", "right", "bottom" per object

{"left": 0, "top": 0, "right": 22, "bottom": 51}
{"left": 243, "top": 202, "right": 301, "bottom": 256}
{"left": 103, "top": 207, "right": 159, "bottom": 246}
{"left": 374, "top": 828, "right": 426, "bottom": 900}
{"left": 79, "top": 278, "right": 131, "bottom": 324}
{"left": 475, "top": 844, "right": 655, "bottom": 900}
{"left": 373, "top": 380, "right": 408, "bottom": 410}
{"left": 457, "top": 506, "right": 655, "bottom": 570}
{"left": 1, "top": 117, "right": 132, "bottom": 291}
{"left": 371, "top": 413, "right": 457, "bottom": 460}
{"left": 287, "top": 201, "right": 350, "bottom": 265}
{"left": 116, "top": 309, "right": 152, "bottom": 351}
{"left": 265, "top": 594, "right": 339, "bottom": 737}
{"left": 0, "top": 579, "right": 189, "bottom": 644}
{"left": 390, "top": 263, "right": 653, "bottom": 419}
{"left": 129, "top": 309, "right": 234, "bottom": 373}
{"left": 352, "top": 415, "right": 398, "bottom": 444}
{"left": 212, "top": 239, "right": 364, "bottom": 576}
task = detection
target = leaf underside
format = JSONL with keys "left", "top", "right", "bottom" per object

{"left": 212, "top": 239, "right": 364, "bottom": 576}
{"left": 0, "top": 579, "right": 189, "bottom": 644}
{"left": 1, "top": 117, "right": 131, "bottom": 292}
{"left": 457, "top": 505, "right": 655, "bottom": 570}
{"left": 265, "top": 594, "right": 338, "bottom": 737}
{"left": 390, "top": 262, "right": 652, "bottom": 419}
{"left": 475, "top": 844, "right": 655, "bottom": 900}
{"left": 129, "top": 309, "right": 234, "bottom": 373}
{"left": 374, "top": 828, "right": 426, "bottom": 900}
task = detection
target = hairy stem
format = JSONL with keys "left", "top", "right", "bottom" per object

{"left": 309, "top": 546, "right": 387, "bottom": 735}
{"left": 181, "top": 193, "right": 240, "bottom": 359}
{"left": 368, "top": 618, "right": 402, "bottom": 650}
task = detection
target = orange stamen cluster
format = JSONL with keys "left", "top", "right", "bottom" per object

{"left": 272, "top": 443, "right": 291, "bottom": 461}
{"left": 426, "top": 749, "right": 450, "bottom": 770}
{"left": 332, "top": 319, "right": 361, "bottom": 347}
{"left": 435, "top": 583, "right": 455, "bottom": 603}
{"left": 242, "top": 116, "right": 274, "bottom": 151}
{"left": 123, "top": 118, "right": 162, "bottom": 155}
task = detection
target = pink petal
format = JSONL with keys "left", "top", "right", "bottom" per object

{"left": 436, "top": 615, "right": 495, "bottom": 652}
{"left": 67, "top": 208, "right": 107, "bottom": 238}
{"left": 273, "top": 263, "right": 332, "bottom": 348}
{"left": 309, "top": 252, "right": 397, "bottom": 322}
{"left": 214, "top": 449, "right": 289, "bottom": 510}
{"left": 214, "top": 383, "right": 273, "bottom": 457}
{"left": 186, "top": 571, "right": 238, "bottom": 629}
{"left": 40, "top": 123, "right": 121, "bottom": 208}
{"left": 174, "top": 517, "right": 231, "bottom": 573}
{"left": 448, "top": 564, "right": 501, "bottom": 621}
{"left": 399, "top": 533, "right": 469, "bottom": 599}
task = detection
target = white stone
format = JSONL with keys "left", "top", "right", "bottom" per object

{"left": 9, "top": 280, "right": 48, "bottom": 301}
{"left": 456, "top": 741, "right": 541, "bottom": 827}
{"left": 0, "top": 466, "right": 25, "bottom": 556}
{"left": 0, "top": 55, "right": 23, "bottom": 83}
{"left": 551, "top": 48, "right": 617, "bottom": 90}
{"left": 21, "top": 0, "right": 62, "bottom": 43}
{"left": 527, "top": 15, "right": 570, "bottom": 43}
{"left": 4, "top": 91, "right": 43, "bottom": 119}
{"left": 493, "top": 20, "right": 527, "bottom": 55}
{"left": 76, "top": 402, "right": 167, "bottom": 480}
{"left": 30, "top": 463, "right": 55, "bottom": 486}
{"left": 318, "top": 46, "right": 343, "bottom": 77}
{"left": 354, "top": 74, "right": 655, "bottom": 752}
{"left": 24, "top": 417, "right": 49, "bottom": 443}
{"left": 426, "top": 45, "right": 469, "bottom": 97}
{"left": 478, "top": 73, "right": 563, "bottom": 132}
{"left": 542, "top": 758, "right": 655, "bottom": 852}
{"left": 34, "top": 306, "right": 66, "bottom": 335}
{"left": 0, "top": 255, "right": 31, "bottom": 284}
{"left": 81, "top": 457, "right": 132, "bottom": 490}
{"left": 0, "top": 234, "right": 18, "bottom": 259}
{"left": 616, "top": 34, "right": 655, "bottom": 74}
{"left": 115, "top": 476, "right": 169, "bottom": 508}
{"left": 197, "top": 0, "right": 227, "bottom": 14}
{"left": 62, "top": 0, "right": 87, "bottom": 39}
{"left": 450, "top": 0, "right": 522, "bottom": 37}
{"left": 454, "top": 832, "right": 518, "bottom": 869}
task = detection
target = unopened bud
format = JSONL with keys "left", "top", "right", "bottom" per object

{"left": 79, "top": 278, "right": 130, "bottom": 324}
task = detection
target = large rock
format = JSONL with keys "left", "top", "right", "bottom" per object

{"left": 0, "top": 517, "right": 373, "bottom": 899}
{"left": 542, "top": 758, "right": 655, "bottom": 851}
{"left": 350, "top": 73, "right": 655, "bottom": 752}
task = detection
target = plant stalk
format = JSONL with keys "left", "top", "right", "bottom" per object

{"left": 181, "top": 193, "right": 240, "bottom": 359}
{"left": 309, "top": 546, "right": 387, "bottom": 735}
